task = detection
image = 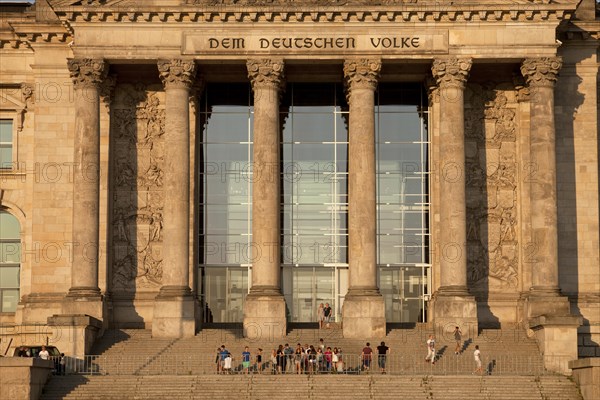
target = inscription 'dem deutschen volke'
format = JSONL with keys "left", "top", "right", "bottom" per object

{"left": 182, "top": 32, "right": 449, "bottom": 55}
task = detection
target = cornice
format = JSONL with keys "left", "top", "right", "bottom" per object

{"left": 46, "top": 1, "right": 580, "bottom": 24}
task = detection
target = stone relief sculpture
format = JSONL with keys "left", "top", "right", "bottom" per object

{"left": 465, "top": 83, "right": 519, "bottom": 290}
{"left": 111, "top": 83, "right": 165, "bottom": 291}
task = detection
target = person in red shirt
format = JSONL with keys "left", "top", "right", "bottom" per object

{"left": 361, "top": 342, "right": 373, "bottom": 372}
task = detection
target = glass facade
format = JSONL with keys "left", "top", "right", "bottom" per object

{"left": 199, "top": 82, "right": 430, "bottom": 324}
{"left": 0, "top": 210, "right": 20, "bottom": 312}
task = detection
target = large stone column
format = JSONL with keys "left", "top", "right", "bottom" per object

{"left": 429, "top": 58, "right": 477, "bottom": 334}
{"left": 243, "top": 59, "right": 287, "bottom": 339}
{"left": 342, "top": 59, "right": 385, "bottom": 339}
{"left": 152, "top": 59, "right": 197, "bottom": 338}
{"left": 521, "top": 57, "right": 580, "bottom": 374}
{"left": 63, "top": 58, "right": 107, "bottom": 320}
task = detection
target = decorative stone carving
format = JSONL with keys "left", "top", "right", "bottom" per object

{"left": 247, "top": 59, "right": 285, "bottom": 90}
{"left": 99, "top": 74, "right": 117, "bottom": 110}
{"left": 465, "top": 83, "right": 519, "bottom": 291}
{"left": 67, "top": 58, "right": 107, "bottom": 89}
{"left": 431, "top": 58, "right": 472, "bottom": 89}
{"left": 157, "top": 59, "right": 197, "bottom": 89}
{"left": 520, "top": 57, "right": 562, "bottom": 88}
{"left": 16, "top": 83, "right": 34, "bottom": 133}
{"left": 343, "top": 58, "right": 381, "bottom": 93}
{"left": 111, "top": 83, "right": 166, "bottom": 291}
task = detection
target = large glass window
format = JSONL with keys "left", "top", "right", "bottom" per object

{"left": 199, "top": 84, "right": 253, "bottom": 322}
{"left": 281, "top": 84, "right": 348, "bottom": 323}
{"left": 0, "top": 210, "right": 20, "bottom": 312}
{"left": 0, "top": 120, "right": 13, "bottom": 169}
{"left": 376, "top": 84, "right": 431, "bottom": 322}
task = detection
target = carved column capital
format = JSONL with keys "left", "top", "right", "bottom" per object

{"left": 520, "top": 57, "right": 562, "bottom": 88}
{"left": 343, "top": 58, "right": 381, "bottom": 93}
{"left": 246, "top": 59, "right": 285, "bottom": 91}
{"left": 158, "top": 59, "right": 197, "bottom": 89}
{"left": 431, "top": 58, "right": 472, "bottom": 89}
{"left": 67, "top": 58, "right": 108, "bottom": 89}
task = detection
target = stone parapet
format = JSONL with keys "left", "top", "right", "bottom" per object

{"left": 569, "top": 358, "right": 600, "bottom": 400}
{"left": 0, "top": 357, "right": 53, "bottom": 400}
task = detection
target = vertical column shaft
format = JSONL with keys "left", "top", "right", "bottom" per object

{"left": 67, "top": 58, "right": 107, "bottom": 297}
{"left": 521, "top": 57, "right": 562, "bottom": 294}
{"left": 157, "top": 59, "right": 197, "bottom": 295}
{"left": 247, "top": 59, "right": 284, "bottom": 294}
{"left": 344, "top": 59, "right": 381, "bottom": 294}
{"left": 431, "top": 58, "right": 472, "bottom": 292}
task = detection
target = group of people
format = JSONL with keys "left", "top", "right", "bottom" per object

{"left": 215, "top": 327, "right": 484, "bottom": 375}
{"left": 216, "top": 341, "right": 347, "bottom": 374}
{"left": 215, "top": 339, "right": 391, "bottom": 375}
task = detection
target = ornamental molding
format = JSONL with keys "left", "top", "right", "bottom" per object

{"left": 343, "top": 58, "right": 381, "bottom": 93}
{"left": 157, "top": 59, "right": 197, "bottom": 89}
{"left": 67, "top": 58, "right": 108, "bottom": 89}
{"left": 246, "top": 58, "right": 285, "bottom": 90}
{"left": 431, "top": 58, "right": 472, "bottom": 90}
{"left": 45, "top": 0, "right": 580, "bottom": 24}
{"left": 520, "top": 57, "right": 562, "bottom": 88}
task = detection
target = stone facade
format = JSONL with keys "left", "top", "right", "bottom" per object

{"left": 0, "top": 0, "right": 598, "bottom": 374}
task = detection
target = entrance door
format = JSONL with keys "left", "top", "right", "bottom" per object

{"left": 203, "top": 267, "right": 248, "bottom": 323}
{"left": 380, "top": 266, "right": 429, "bottom": 323}
{"left": 284, "top": 267, "right": 334, "bottom": 323}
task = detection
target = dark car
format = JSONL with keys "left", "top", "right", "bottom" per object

{"left": 13, "top": 345, "right": 61, "bottom": 358}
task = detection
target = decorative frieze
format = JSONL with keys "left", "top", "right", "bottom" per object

{"left": 465, "top": 83, "right": 520, "bottom": 291}
{"left": 111, "top": 84, "right": 166, "bottom": 291}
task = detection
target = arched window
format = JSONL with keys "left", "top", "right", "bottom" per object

{"left": 0, "top": 210, "right": 20, "bottom": 312}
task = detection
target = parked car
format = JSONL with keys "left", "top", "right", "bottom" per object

{"left": 13, "top": 345, "right": 61, "bottom": 358}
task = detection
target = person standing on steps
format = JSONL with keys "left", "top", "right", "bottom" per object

{"left": 242, "top": 346, "right": 251, "bottom": 374}
{"left": 454, "top": 326, "right": 463, "bottom": 355}
{"left": 473, "top": 345, "right": 483, "bottom": 375}
{"left": 362, "top": 342, "right": 373, "bottom": 372}
{"left": 323, "top": 303, "right": 332, "bottom": 329}
{"left": 256, "top": 348, "right": 263, "bottom": 374}
{"left": 377, "top": 341, "right": 390, "bottom": 374}
{"left": 317, "top": 302, "right": 325, "bottom": 329}
{"left": 425, "top": 334, "right": 436, "bottom": 364}
{"left": 219, "top": 345, "right": 230, "bottom": 374}
{"left": 215, "top": 348, "right": 221, "bottom": 374}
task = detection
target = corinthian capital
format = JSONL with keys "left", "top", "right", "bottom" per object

{"left": 68, "top": 58, "right": 108, "bottom": 89}
{"left": 431, "top": 58, "right": 472, "bottom": 89}
{"left": 158, "top": 59, "right": 197, "bottom": 89}
{"left": 246, "top": 59, "right": 285, "bottom": 91}
{"left": 343, "top": 59, "right": 381, "bottom": 92}
{"left": 520, "top": 57, "right": 562, "bottom": 88}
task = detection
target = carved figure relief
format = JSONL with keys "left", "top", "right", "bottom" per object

{"left": 465, "top": 83, "right": 519, "bottom": 291}
{"left": 110, "top": 83, "right": 165, "bottom": 291}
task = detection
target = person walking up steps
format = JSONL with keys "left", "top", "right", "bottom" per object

{"left": 377, "top": 341, "right": 390, "bottom": 374}
{"left": 454, "top": 326, "right": 463, "bottom": 355}
{"left": 425, "top": 335, "right": 436, "bottom": 365}
{"left": 473, "top": 345, "right": 483, "bottom": 375}
{"left": 242, "top": 346, "right": 251, "bottom": 374}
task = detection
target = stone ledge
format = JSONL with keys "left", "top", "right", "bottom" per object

{"left": 529, "top": 314, "right": 582, "bottom": 329}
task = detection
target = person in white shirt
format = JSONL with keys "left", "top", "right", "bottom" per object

{"left": 473, "top": 345, "right": 483, "bottom": 375}
{"left": 38, "top": 345, "right": 50, "bottom": 360}
{"left": 425, "top": 335, "right": 436, "bottom": 364}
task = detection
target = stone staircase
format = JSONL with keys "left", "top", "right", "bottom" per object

{"left": 40, "top": 375, "right": 583, "bottom": 400}
{"left": 37, "top": 326, "right": 583, "bottom": 400}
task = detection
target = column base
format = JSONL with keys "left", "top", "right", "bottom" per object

{"left": 47, "top": 314, "right": 103, "bottom": 357}
{"left": 243, "top": 290, "right": 286, "bottom": 340}
{"left": 430, "top": 286, "right": 478, "bottom": 335}
{"left": 342, "top": 291, "right": 386, "bottom": 339}
{"left": 152, "top": 286, "right": 196, "bottom": 338}
{"left": 530, "top": 315, "right": 582, "bottom": 375}
{"left": 526, "top": 288, "right": 571, "bottom": 318}
{"left": 62, "top": 288, "right": 104, "bottom": 321}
